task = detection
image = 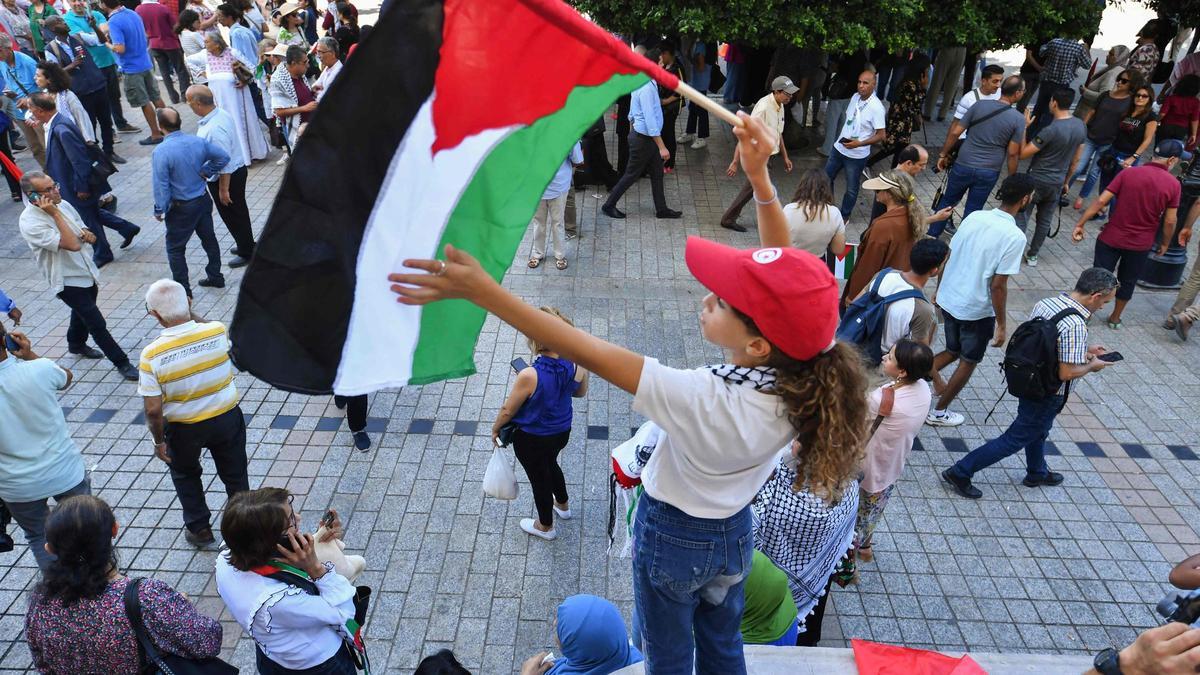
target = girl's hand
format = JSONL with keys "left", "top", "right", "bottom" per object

{"left": 275, "top": 530, "right": 325, "bottom": 579}
{"left": 731, "top": 111, "right": 776, "bottom": 177}
{"left": 388, "top": 244, "right": 497, "bottom": 306}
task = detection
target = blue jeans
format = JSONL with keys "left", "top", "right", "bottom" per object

{"left": 3, "top": 478, "right": 90, "bottom": 571}
{"left": 949, "top": 394, "right": 1063, "bottom": 480}
{"left": 825, "top": 149, "right": 869, "bottom": 220}
{"left": 1069, "top": 139, "right": 1111, "bottom": 199}
{"left": 928, "top": 164, "right": 1001, "bottom": 237}
{"left": 632, "top": 494, "right": 752, "bottom": 675}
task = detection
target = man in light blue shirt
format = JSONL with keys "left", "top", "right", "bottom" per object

{"left": 0, "top": 42, "right": 46, "bottom": 167}
{"left": 0, "top": 327, "right": 90, "bottom": 571}
{"left": 150, "top": 108, "right": 230, "bottom": 296}
{"left": 528, "top": 141, "right": 583, "bottom": 270}
{"left": 928, "top": 174, "right": 1033, "bottom": 428}
{"left": 101, "top": 0, "right": 165, "bottom": 145}
{"left": 64, "top": 0, "right": 137, "bottom": 132}
{"left": 187, "top": 84, "right": 255, "bottom": 267}
{"left": 601, "top": 62, "right": 680, "bottom": 221}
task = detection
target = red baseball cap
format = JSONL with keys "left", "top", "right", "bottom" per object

{"left": 684, "top": 236, "right": 839, "bottom": 361}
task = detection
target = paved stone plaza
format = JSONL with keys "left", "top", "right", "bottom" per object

{"left": 3, "top": 86, "right": 1200, "bottom": 673}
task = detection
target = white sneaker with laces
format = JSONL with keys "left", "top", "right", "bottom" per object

{"left": 678, "top": 133, "right": 695, "bottom": 143}
{"left": 553, "top": 504, "right": 572, "bottom": 520}
{"left": 690, "top": 138, "right": 707, "bottom": 149}
{"left": 926, "top": 409, "right": 965, "bottom": 427}
{"left": 1024, "top": 254, "right": 1038, "bottom": 267}
{"left": 520, "top": 518, "right": 557, "bottom": 540}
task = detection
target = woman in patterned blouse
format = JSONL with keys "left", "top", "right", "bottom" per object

{"left": 24, "top": 496, "right": 223, "bottom": 674}
{"left": 866, "top": 53, "right": 931, "bottom": 170}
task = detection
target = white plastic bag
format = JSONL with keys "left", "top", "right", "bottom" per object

{"left": 483, "top": 446, "right": 518, "bottom": 500}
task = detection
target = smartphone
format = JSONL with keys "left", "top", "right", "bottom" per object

{"left": 277, "top": 532, "right": 295, "bottom": 552}
{"left": 3, "top": 335, "right": 19, "bottom": 353}
{"left": 838, "top": 137, "right": 852, "bottom": 145}
{"left": 320, "top": 510, "right": 336, "bottom": 528}
{"left": 27, "top": 191, "right": 39, "bottom": 202}
{"left": 1096, "top": 351, "right": 1124, "bottom": 362}
{"left": 511, "top": 357, "right": 529, "bottom": 372}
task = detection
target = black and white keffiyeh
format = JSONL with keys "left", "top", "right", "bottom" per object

{"left": 708, "top": 364, "right": 777, "bottom": 391}
{"left": 752, "top": 453, "right": 858, "bottom": 619}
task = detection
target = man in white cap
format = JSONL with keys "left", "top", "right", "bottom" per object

{"left": 825, "top": 69, "right": 887, "bottom": 221}
{"left": 720, "top": 75, "right": 796, "bottom": 232}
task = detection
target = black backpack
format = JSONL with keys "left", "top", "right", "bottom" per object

{"left": 836, "top": 268, "right": 925, "bottom": 365}
{"left": 1002, "top": 308, "right": 1081, "bottom": 400}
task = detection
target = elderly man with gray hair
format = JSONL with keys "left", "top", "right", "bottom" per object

{"left": 185, "top": 84, "right": 254, "bottom": 267}
{"left": 139, "top": 278, "right": 248, "bottom": 548}
{"left": 311, "top": 36, "right": 342, "bottom": 101}
{"left": 17, "top": 170, "right": 138, "bottom": 380}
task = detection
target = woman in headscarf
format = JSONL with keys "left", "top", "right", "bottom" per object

{"left": 739, "top": 550, "right": 800, "bottom": 646}
{"left": 520, "top": 594, "right": 642, "bottom": 675}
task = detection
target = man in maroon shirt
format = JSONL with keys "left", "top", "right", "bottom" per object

{"left": 1073, "top": 139, "right": 1184, "bottom": 327}
{"left": 135, "top": 0, "right": 190, "bottom": 104}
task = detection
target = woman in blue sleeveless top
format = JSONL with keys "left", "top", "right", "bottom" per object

{"left": 492, "top": 307, "right": 589, "bottom": 541}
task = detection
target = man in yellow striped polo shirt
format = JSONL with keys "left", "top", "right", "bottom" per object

{"left": 139, "top": 278, "right": 248, "bottom": 548}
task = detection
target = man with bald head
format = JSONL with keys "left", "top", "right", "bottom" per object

{"left": 150, "top": 106, "right": 231, "bottom": 296}
{"left": 186, "top": 85, "right": 253, "bottom": 267}
{"left": 825, "top": 68, "right": 887, "bottom": 220}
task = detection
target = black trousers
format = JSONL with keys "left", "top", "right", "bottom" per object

{"left": 795, "top": 575, "right": 834, "bottom": 646}
{"left": 603, "top": 132, "right": 667, "bottom": 213}
{"left": 207, "top": 167, "right": 255, "bottom": 258}
{"left": 65, "top": 191, "right": 139, "bottom": 263}
{"left": 662, "top": 104, "right": 680, "bottom": 169}
{"left": 334, "top": 394, "right": 367, "bottom": 432}
{"left": 165, "top": 406, "right": 249, "bottom": 533}
{"left": 1094, "top": 238, "right": 1149, "bottom": 302}
{"left": 616, "top": 94, "right": 631, "bottom": 175}
{"left": 0, "top": 127, "right": 19, "bottom": 195}
{"left": 101, "top": 65, "right": 128, "bottom": 127}
{"left": 150, "top": 48, "right": 191, "bottom": 103}
{"left": 58, "top": 284, "right": 129, "bottom": 367}
{"left": 512, "top": 428, "right": 570, "bottom": 527}
{"left": 77, "top": 86, "right": 115, "bottom": 154}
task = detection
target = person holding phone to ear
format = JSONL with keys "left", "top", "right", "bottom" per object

{"left": 491, "top": 306, "right": 589, "bottom": 541}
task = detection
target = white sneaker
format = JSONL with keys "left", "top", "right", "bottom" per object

{"left": 690, "top": 138, "right": 707, "bottom": 149}
{"left": 926, "top": 409, "right": 965, "bottom": 427}
{"left": 678, "top": 133, "right": 695, "bottom": 143}
{"left": 553, "top": 504, "right": 572, "bottom": 520}
{"left": 1024, "top": 254, "right": 1038, "bottom": 267}
{"left": 520, "top": 518, "right": 557, "bottom": 540}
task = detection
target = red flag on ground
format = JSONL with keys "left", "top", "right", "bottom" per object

{"left": 852, "top": 639, "right": 989, "bottom": 675}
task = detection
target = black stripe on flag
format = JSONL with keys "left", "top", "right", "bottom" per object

{"left": 229, "top": 0, "right": 443, "bottom": 394}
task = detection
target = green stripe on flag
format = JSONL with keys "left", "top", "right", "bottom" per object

{"left": 408, "top": 72, "right": 648, "bottom": 385}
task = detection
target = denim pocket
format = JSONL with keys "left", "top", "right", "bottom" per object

{"left": 650, "top": 531, "right": 715, "bottom": 596}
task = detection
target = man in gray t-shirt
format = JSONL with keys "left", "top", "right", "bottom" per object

{"left": 930, "top": 75, "right": 1028, "bottom": 238}
{"left": 1017, "top": 87, "right": 1087, "bottom": 263}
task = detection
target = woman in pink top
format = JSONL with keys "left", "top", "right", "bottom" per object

{"left": 856, "top": 339, "right": 933, "bottom": 562}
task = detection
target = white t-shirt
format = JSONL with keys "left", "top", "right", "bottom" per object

{"left": 876, "top": 270, "right": 935, "bottom": 353}
{"left": 954, "top": 87, "right": 1001, "bottom": 139}
{"left": 936, "top": 208, "right": 1026, "bottom": 321}
{"left": 835, "top": 92, "right": 887, "bottom": 160}
{"left": 634, "top": 358, "right": 794, "bottom": 519}
{"left": 783, "top": 202, "right": 845, "bottom": 256}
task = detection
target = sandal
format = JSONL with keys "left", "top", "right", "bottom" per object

{"left": 555, "top": 258, "right": 568, "bottom": 270}
{"left": 1073, "top": 197, "right": 1083, "bottom": 210}
{"left": 857, "top": 545, "right": 874, "bottom": 562}
{"left": 528, "top": 257, "right": 541, "bottom": 269}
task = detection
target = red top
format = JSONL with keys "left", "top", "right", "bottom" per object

{"left": 135, "top": 1, "right": 181, "bottom": 51}
{"left": 1101, "top": 162, "right": 1181, "bottom": 251}
{"left": 1159, "top": 95, "right": 1200, "bottom": 130}
{"left": 294, "top": 77, "right": 316, "bottom": 123}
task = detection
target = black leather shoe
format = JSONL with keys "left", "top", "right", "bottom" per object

{"left": 656, "top": 208, "right": 682, "bottom": 219}
{"left": 0, "top": 531, "right": 14, "bottom": 553}
{"left": 108, "top": 152, "right": 127, "bottom": 165}
{"left": 198, "top": 277, "right": 225, "bottom": 289}
{"left": 138, "top": 136, "right": 164, "bottom": 146}
{"left": 601, "top": 204, "right": 625, "bottom": 219}
{"left": 1022, "top": 471, "right": 1064, "bottom": 487}
{"left": 94, "top": 256, "right": 113, "bottom": 269}
{"left": 118, "top": 363, "right": 139, "bottom": 381}
{"left": 120, "top": 225, "right": 139, "bottom": 249}
{"left": 942, "top": 468, "right": 982, "bottom": 499}
{"left": 68, "top": 345, "right": 104, "bottom": 359}
{"left": 228, "top": 255, "right": 249, "bottom": 268}
{"left": 721, "top": 221, "right": 748, "bottom": 232}
{"left": 185, "top": 527, "right": 216, "bottom": 548}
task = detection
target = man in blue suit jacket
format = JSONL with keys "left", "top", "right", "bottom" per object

{"left": 28, "top": 93, "right": 141, "bottom": 267}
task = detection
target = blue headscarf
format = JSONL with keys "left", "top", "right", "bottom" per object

{"left": 548, "top": 595, "right": 642, "bottom": 675}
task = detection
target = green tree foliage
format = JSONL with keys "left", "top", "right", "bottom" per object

{"left": 569, "top": 0, "right": 1104, "bottom": 51}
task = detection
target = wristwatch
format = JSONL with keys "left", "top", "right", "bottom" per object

{"left": 1093, "top": 647, "right": 1122, "bottom": 675}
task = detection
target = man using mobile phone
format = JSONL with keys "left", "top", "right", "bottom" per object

{"left": 942, "top": 267, "right": 1120, "bottom": 499}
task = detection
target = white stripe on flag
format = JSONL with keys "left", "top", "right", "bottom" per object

{"left": 334, "top": 97, "right": 517, "bottom": 395}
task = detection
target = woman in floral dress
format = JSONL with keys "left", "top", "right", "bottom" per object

{"left": 867, "top": 53, "right": 931, "bottom": 170}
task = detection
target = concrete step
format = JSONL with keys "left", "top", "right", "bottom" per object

{"left": 612, "top": 645, "right": 1094, "bottom": 674}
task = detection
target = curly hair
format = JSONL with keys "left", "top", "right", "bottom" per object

{"left": 175, "top": 8, "right": 199, "bottom": 34}
{"left": 734, "top": 309, "right": 869, "bottom": 502}
{"left": 877, "top": 169, "right": 927, "bottom": 240}
{"left": 788, "top": 168, "right": 835, "bottom": 223}
{"left": 36, "top": 61, "right": 72, "bottom": 94}
{"left": 34, "top": 496, "right": 118, "bottom": 605}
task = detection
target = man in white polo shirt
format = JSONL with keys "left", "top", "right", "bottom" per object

{"left": 825, "top": 69, "right": 887, "bottom": 220}
{"left": 139, "top": 278, "right": 248, "bottom": 548}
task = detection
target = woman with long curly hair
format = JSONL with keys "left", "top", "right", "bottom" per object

{"left": 24, "top": 496, "right": 223, "bottom": 673}
{"left": 783, "top": 168, "right": 846, "bottom": 257}
{"left": 386, "top": 114, "right": 868, "bottom": 672}
{"left": 842, "top": 169, "right": 927, "bottom": 306}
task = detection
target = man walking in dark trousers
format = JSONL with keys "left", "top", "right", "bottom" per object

{"left": 186, "top": 85, "right": 254, "bottom": 267}
{"left": 1017, "top": 87, "right": 1086, "bottom": 265}
{"left": 43, "top": 16, "right": 123, "bottom": 165}
{"left": 601, "top": 64, "right": 681, "bottom": 221}
{"left": 150, "top": 108, "right": 230, "bottom": 296}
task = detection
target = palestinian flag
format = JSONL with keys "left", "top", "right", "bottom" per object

{"left": 826, "top": 243, "right": 857, "bottom": 281}
{"left": 230, "top": 0, "right": 678, "bottom": 395}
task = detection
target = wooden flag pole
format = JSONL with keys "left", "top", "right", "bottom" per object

{"left": 673, "top": 80, "right": 744, "bottom": 128}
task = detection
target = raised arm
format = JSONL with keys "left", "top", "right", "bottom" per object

{"left": 731, "top": 112, "right": 790, "bottom": 249}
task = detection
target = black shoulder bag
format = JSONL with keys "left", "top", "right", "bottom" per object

{"left": 122, "top": 578, "right": 238, "bottom": 675}
{"left": 942, "top": 102, "right": 1012, "bottom": 171}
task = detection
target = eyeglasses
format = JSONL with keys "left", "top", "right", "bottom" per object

{"left": 1135, "top": 93, "right": 1151, "bottom": 98}
{"left": 1117, "top": 77, "right": 1130, "bottom": 83}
